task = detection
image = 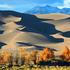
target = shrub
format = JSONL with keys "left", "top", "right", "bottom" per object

{"left": 29, "top": 50, "right": 38, "bottom": 64}
{"left": 60, "top": 46, "right": 70, "bottom": 61}
{"left": 18, "top": 47, "right": 27, "bottom": 65}
{"left": 38, "top": 48, "right": 54, "bottom": 62}
{"left": 0, "top": 54, "right": 4, "bottom": 64}
{"left": 24, "top": 50, "right": 38, "bottom": 65}
{"left": 0, "top": 50, "right": 12, "bottom": 64}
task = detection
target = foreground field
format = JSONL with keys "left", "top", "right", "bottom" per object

{"left": 0, "top": 65, "right": 70, "bottom": 70}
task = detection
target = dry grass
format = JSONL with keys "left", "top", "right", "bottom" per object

{"left": 0, "top": 65, "right": 70, "bottom": 70}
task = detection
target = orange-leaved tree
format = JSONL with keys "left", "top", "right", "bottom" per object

{"left": 38, "top": 48, "right": 54, "bottom": 62}
{"left": 18, "top": 47, "right": 27, "bottom": 64}
{"left": 24, "top": 50, "right": 38, "bottom": 65}
{"left": 0, "top": 50, "right": 12, "bottom": 64}
{"left": 60, "top": 46, "right": 70, "bottom": 61}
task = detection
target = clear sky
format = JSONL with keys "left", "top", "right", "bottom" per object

{"left": 0, "top": 0, "right": 70, "bottom": 12}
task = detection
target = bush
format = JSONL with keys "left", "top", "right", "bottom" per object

{"left": 17, "top": 48, "right": 27, "bottom": 65}
{"left": 0, "top": 50, "right": 12, "bottom": 64}
{"left": 60, "top": 46, "right": 70, "bottom": 61}
{"left": 24, "top": 50, "right": 38, "bottom": 65}
{"left": 38, "top": 48, "right": 54, "bottom": 62}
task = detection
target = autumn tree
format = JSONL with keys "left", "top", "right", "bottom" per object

{"left": 60, "top": 46, "right": 70, "bottom": 61}
{"left": 38, "top": 48, "right": 54, "bottom": 62}
{"left": 0, "top": 50, "right": 12, "bottom": 64}
{"left": 18, "top": 47, "right": 28, "bottom": 65}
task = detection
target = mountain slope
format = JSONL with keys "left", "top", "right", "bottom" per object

{"left": 26, "top": 5, "right": 70, "bottom": 14}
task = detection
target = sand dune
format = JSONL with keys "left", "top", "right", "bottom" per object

{"left": 36, "top": 14, "right": 70, "bottom": 20}
{"left": 0, "top": 11, "right": 70, "bottom": 54}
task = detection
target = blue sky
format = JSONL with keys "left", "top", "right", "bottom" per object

{"left": 0, "top": 0, "right": 70, "bottom": 12}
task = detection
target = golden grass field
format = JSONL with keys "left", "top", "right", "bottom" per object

{"left": 0, "top": 65, "right": 70, "bottom": 70}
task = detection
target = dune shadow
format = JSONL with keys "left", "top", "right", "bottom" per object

{"left": 59, "top": 17, "right": 70, "bottom": 21}
{"left": 0, "top": 21, "right": 5, "bottom": 34}
{"left": 17, "top": 42, "right": 57, "bottom": 51}
{"left": 17, "top": 13, "right": 59, "bottom": 35}
{"left": 17, "top": 42, "right": 46, "bottom": 50}
{"left": 16, "top": 13, "right": 64, "bottom": 43}
{"left": 0, "top": 42, "right": 6, "bottom": 49}
{"left": 0, "top": 10, "right": 22, "bottom": 17}
{"left": 0, "top": 31, "right": 4, "bottom": 34}
{"left": 39, "top": 18, "right": 54, "bottom": 21}
{"left": 60, "top": 31, "right": 70, "bottom": 38}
